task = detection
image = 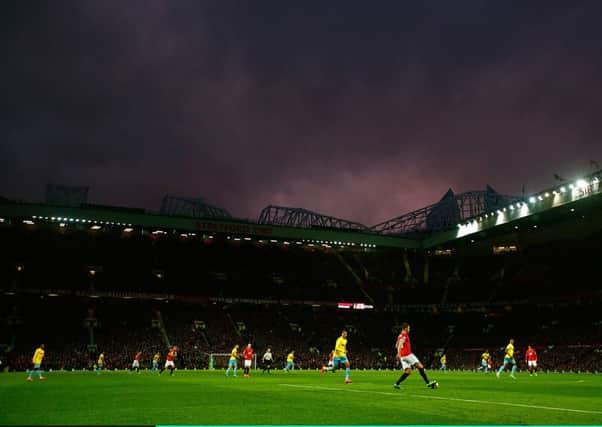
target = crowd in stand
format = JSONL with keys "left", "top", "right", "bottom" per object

{"left": 2, "top": 298, "right": 600, "bottom": 373}
{"left": 1, "top": 224, "right": 601, "bottom": 373}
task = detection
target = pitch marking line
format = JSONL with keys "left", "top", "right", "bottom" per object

{"left": 278, "top": 383, "right": 602, "bottom": 415}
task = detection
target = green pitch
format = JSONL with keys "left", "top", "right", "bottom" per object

{"left": 1, "top": 370, "right": 601, "bottom": 425}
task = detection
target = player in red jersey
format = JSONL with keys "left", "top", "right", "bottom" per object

{"left": 131, "top": 351, "right": 142, "bottom": 373}
{"left": 393, "top": 323, "right": 438, "bottom": 390}
{"left": 321, "top": 351, "right": 334, "bottom": 374}
{"left": 242, "top": 343, "right": 254, "bottom": 378}
{"left": 525, "top": 345, "right": 538, "bottom": 376}
{"left": 160, "top": 346, "right": 178, "bottom": 376}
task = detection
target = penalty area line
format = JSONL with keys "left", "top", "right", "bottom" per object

{"left": 277, "top": 383, "right": 602, "bottom": 415}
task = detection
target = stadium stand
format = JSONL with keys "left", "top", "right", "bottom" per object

{"left": 1, "top": 174, "right": 601, "bottom": 373}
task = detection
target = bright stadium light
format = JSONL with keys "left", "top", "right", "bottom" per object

{"left": 538, "top": 195, "right": 543, "bottom": 201}
{"left": 59, "top": 223, "right": 66, "bottom": 228}
{"left": 544, "top": 192, "right": 550, "bottom": 198}
{"left": 23, "top": 220, "right": 34, "bottom": 225}
{"left": 509, "top": 205, "right": 514, "bottom": 210}
{"left": 91, "top": 225, "right": 101, "bottom": 230}
{"left": 560, "top": 186, "right": 566, "bottom": 192}
{"left": 529, "top": 197, "right": 536, "bottom": 203}
{"left": 576, "top": 179, "right": 588, "bottom": 189}
{"left": 123, "top": 228, "right": 133, "bottom": 233}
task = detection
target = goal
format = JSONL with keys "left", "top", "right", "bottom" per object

{"left": 209, "top": 353, "right": 257, "bottom": 370}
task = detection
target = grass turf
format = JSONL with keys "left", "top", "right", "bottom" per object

{"left": 1, "top": 369, "right": 601, "bottom": 425}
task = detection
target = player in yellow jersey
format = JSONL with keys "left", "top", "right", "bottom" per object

{"left": 284, "top": 351, "right": 295, "bottom": 371}
{"left": 225, "top": 345, "right": 239, "bottom": 377}
{"left": 332, "top": 330, "right": 352, "bottom": 383}
{"left": 439, "top": 354, "right": 447, "bottom": 371}
{"left": 152, "top": 352, "right": 160, "bottom": 371}
{"left": 96, "top": 352, "right": 105, "bottom": 374}
{"left": 480, "top": 350, "right": 491, "bottom": 373}
{"left": 496, "top": 339, "right": 517, "bottom": 379}
{"left": 27, "top": 344, "right": 45, "bottom": 381}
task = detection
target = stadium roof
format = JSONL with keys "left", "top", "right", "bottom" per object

{"left": 1, "top": 170, "right": 601, "bottom": 249}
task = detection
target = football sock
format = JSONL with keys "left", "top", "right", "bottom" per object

{"left": 233, "top": 367, "right": 237, "bottom": 376}
{"left": 345, "top": 367, "right": 350, "bottom": 379}
{"left": 38, "top": 370, "right": 44, "bottom": 378}
{"left": 510, "top": 365, "right": 517, "bottom": 375}
{"left": 497, "top": 365, "right": 505, "bottom": 375}
{"left": 418, "top": 367, "right": 429, "bottom": 383}
{"left": 395, "top": 372, "right": 409, "bottom": 385}
{"left": 28, "top": 370, "right": 34, "bottom": 378}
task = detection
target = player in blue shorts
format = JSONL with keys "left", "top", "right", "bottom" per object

{"left": 496, "top": 339, "right": 517, "bottom": 379}
{"left": 332, "top": 330, "right": 352, "bottom": 384}
{"left": 225, "top": 345, "right": 239, "bottom": 377}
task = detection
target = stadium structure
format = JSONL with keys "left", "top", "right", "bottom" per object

{"left": 1, "top": 170, "right": 601, "bottom": 375}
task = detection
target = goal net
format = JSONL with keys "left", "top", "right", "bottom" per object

{"left": 209, "top": 353, "right": 257, "bottom": 370}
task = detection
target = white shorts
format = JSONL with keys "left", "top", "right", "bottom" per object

{"left": 132, "top": 360, "right": 140, "bottom": 368}
{"left": 244, "top": 360, "right": 252, "bottom": 368}
{"left": 165, "top": 360, "right": 175, "bottom": 368}
{"left": 399, "top": 353, "right": 420, "bottom": 370}
{"left": 528, "top": 360, "right": 537, "bottom": 367}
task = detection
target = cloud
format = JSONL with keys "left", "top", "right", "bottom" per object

{"left": 2, "top": 1, "right": 602, "bottom": 225}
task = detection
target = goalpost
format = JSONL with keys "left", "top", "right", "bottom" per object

{"left": 209, "top": 353, "right": 257, "bottom": 370}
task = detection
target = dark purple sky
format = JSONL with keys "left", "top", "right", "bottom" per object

{"left": 2, "top": 1, "right": 602, "bottom": 225}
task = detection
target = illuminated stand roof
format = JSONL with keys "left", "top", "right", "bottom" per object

{"left": 371, "top": 186, "right": 519, "bottom": 237}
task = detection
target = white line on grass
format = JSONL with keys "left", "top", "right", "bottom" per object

{"left": 278, "top": 383, "right": 602, "bottom": 416}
